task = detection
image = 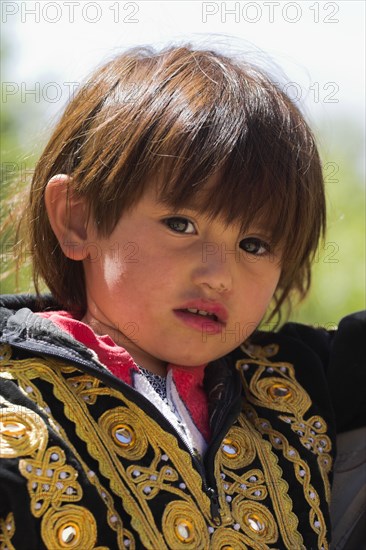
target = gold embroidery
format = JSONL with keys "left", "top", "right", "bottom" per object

{"left": 41, "top": 505, "right": 97, "bottom": 549}
{"left": 237, "top": 345, "right": 331, "bottom": 550}
{"left": 220, "top": 467, "right": 267, "bottom": 503}
{"left": 238, "top": 360, "right": 311, "bottom": 417}
{"left": 66, "top": 374, "right": 101, "bottom": 405}
{"left": 0, "top": 351, "right": 134, "bottom": 549}
{"left": 233, "top": 500, "right": 278, "bottom": 543}
{"left": 162, "top": 501, "right": 209, "bottom": 549}
{"left": 0, "top": 512, "right": 15, "bottom": 550}
{"left": 1, "top": 342, "right": 332, "bottom": 549}
{"left": 244, "top": 411, "right": 305, "bottom": 548}
{"left": 0, "top": 399, "right": 100, "bottom": 550}
{"left": 220, "top": 426, "right": 256, "bottom": 468}
{"left": 248, "top": 405, "right": 328, "bottom": 550}
{"left": 210, "top": 528, "right": 249, "bottom": 549}
{"left": 19, "top": 446, "right": 82, "bottom": 518}
{"left": 126, "top": 460, "right": 179, "bottom": 502}
{"left": 99, "top": 407, "right": 148, "bottom": 460}
{"left": 46, "top": 412, "right": 130, "bottom": 549}
{"left": 215, "top": 426, "right": 268, "bottom": 528}
{"left": 1, "top": 354, "right": 204, "bottom": 548}
{"left": 0, "top": 402, "right": 47, "bottom": 458}
{"left": 3, "top": 355, "right": 216, "bottom": 547}
{"left": 243, "top": 342, "right": 280, "bottom": 359}
{"left": 280, "top": 414, "right": 332, "bottom": 502}
{"left": 0, "top": 344, "right": 12, "bottom": 362}
{"left": 53, "top": 377, "right": 217, "bottom": 547}
{"left": 213, "top": 386, "right": 305, "bottom": 545}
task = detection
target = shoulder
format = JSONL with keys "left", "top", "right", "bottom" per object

{"left": 251, "top": 312, "right": 365, "bottom": 382}
{"left": 0, "top": 293, "right": 59, "bottom": 313}
{"left": 0, "top": 293, "right": 59, "bottom": 335}
{"left": 277, "top": 311, "right": 365, "bottom": 362}
{"left": 279, "top": 312, "right": 365, "bottom": 433}
{"left": 230, "top": 312, "right": 366, "bottom": 434}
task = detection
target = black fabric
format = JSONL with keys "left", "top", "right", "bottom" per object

{"left": 0, "top": 293, "right": 365, "bottom": 549}
{"left": 326, "top": 312, "right": 366, "bottom": 432}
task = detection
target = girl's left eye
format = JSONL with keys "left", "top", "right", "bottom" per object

{"left": 239, "top": 237, "right": 271, "bottom": 256}
{"left": 163, "top": 217, "right": 196, "bottom": 234}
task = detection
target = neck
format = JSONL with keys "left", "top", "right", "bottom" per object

{"left": 81, "top": 312, "right": 167, "bottom": 376}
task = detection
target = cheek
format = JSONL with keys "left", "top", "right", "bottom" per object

{"left": 261, "top": 275, "right": 281, "bottom": 305}
{"left": 237, "top": 269, "right": 281, "bottom": 311}
{"left": 102, "top": 254, "right": 128, "bottom": 288}
{"left": 85, "top": 249, "right": 133, "bottom": 295}
{"left": 101, "top": 250, "right": 177, "bottom": 296}
{"left": 249, "top": 266, "right": 281, "bottom": 294}
{"left": 265, "top": 271, "right": 281, "bottom": 298}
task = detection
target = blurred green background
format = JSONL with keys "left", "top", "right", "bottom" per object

{"left": 1, "top": 28, "right": 365, "bottom": 328}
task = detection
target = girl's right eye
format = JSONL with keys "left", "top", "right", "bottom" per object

{"left": 163, "top": 217, "right": 196, "bottom": 234}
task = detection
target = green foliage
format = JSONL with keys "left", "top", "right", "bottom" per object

{"left": 289, "top": 121, "right": 365, "bottom": 326}
{"left": 0, "top": 29, "right": 38, "bottom": 295}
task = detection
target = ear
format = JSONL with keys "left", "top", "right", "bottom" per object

{"left": 45, "top": 174, "right": 92, "bottom": 261}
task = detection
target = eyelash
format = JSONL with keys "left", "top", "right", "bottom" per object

{"left": 163, "top": 217, "right": 196, "bottom": 234}
{"left": 163, "top": 217, "right": 271, "bottom": 256}
{"left": 239, "top": 237, "right": 271, "bottom": 256}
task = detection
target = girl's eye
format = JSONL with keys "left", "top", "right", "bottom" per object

{"left": 163, "top": 217, "right": 196, "bottom": 234}
{"left": 239, "top": 237, "right": 271, "bottom": 256}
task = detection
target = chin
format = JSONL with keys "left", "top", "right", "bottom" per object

{"left": 166, "top": 350, "right": 227, "bottom": 368}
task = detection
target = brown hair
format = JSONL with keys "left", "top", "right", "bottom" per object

{"left": 29, "top": 44, "right": 325, "bottom": 321}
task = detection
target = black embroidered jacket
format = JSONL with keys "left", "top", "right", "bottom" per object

{"left": 0, "top": 295, "right": 364, "bottom": 549}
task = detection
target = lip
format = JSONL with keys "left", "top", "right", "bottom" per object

{"left": 173, "top": 299, "right": 229, "bottom": 334}
{"left": 174, "top": 310, "right": 224, "bottom": 335}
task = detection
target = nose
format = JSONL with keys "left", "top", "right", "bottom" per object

{"left": 192, "top": 243, "right": 234, "bottom": 294}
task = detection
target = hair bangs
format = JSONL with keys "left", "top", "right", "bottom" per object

{"left": 149, "top": 79, "right": 309, "bottom": 260}
{"left": 72, "top": 45, "right": 315, "bottom": 259}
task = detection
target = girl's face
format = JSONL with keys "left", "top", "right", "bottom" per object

{"left": 82, "top": 186, "right": 282, "bottom": 375}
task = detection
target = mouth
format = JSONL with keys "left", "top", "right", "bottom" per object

{"left": 173, "top": 300, "right": 228, "bottom": 334}
{"left": 181, "top": 308, "right": 220, "bottom": 322}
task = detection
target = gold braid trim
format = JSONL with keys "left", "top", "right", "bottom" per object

{"left": 246, "top": 405, "right": 329, "bottom": 550}
{"left": 0, "top": 342, "right": 332, "bottom": 549}
{"left": 240, "top": 412, "right": 304, "bottom": 549}
{"left": 0, "top": 348, "right": 133, "bottom": 550}
{"left": 214, "top": 410, "right": 304, "bottom": 549}
{"left": 0, "top": 397, "right": 98, "bottom": 549}
{"left": 1, "top": 351, "right": 214, "bottom": 549}
{"left": 0, "top": 513, "right": 15, "bottom": 550}
{"left": 53, "top": 374, "right": 205, "bottom": 549}
{"left": 210, "top": 526, "right": 249, "bottom": 549}
{"left": 237, "top": 346, "right": 331, "bottom": 550}
{"left": 279, "top": 414, "right": 332, "bottom": 503}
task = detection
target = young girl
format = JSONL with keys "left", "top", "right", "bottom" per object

{"left": 0, "top": 44, "right": 364, "bottom": 550}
